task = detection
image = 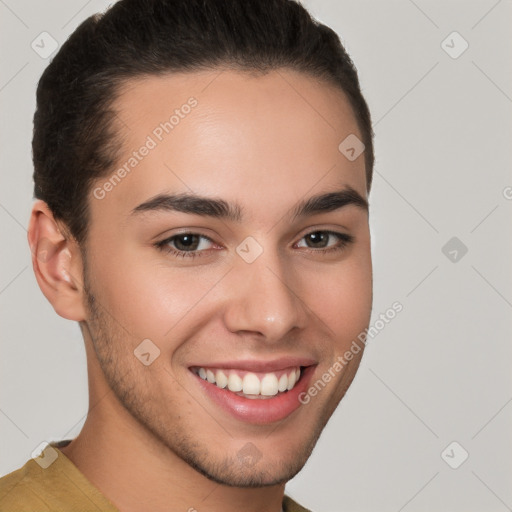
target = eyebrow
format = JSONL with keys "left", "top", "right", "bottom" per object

{"left": 129, "top": 186, "right": 368, "bottom": 222}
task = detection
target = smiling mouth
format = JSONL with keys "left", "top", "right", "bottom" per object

{"left": 190, "top": 366, "right": 304, "bottom": 399}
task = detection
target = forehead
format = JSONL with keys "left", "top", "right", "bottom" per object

{"left": 93, "top": 68, "right": 367, "bottom": 223}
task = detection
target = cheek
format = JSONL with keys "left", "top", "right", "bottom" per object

{"left": 88, "top": 236, "right": 372, "bottom": 352}
{"left": 88, "top": 247, "right": 223, "bottom": 342}
{"left": 306, "top": 253, "right": 372, "bottom": 345}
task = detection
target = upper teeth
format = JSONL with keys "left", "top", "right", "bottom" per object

{"left": 196, "top": 367, "right": 301, "bottom": 396}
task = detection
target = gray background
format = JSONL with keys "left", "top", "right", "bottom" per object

{"left": 1, "top": 1, "right": 511, "bottom": 511}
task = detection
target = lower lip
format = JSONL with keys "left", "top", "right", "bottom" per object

{"left": 192, "top": 366, "right": 316, "bottom": 425}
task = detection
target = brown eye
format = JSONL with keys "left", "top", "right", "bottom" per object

{"left": 303, "top": 232, "right": 330, "bottom": 248}
{"left": 296, "top": 231, "right": 353, "bottom": 252}
{"left": 172, "top": 234, "right": 202, "bottom": 251}
{"left": 155, "top": 233, "right": 215, "bottom": 258}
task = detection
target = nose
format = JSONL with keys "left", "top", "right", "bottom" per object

{"left": 222, "top": 250, "right": 308, "bottom": 342}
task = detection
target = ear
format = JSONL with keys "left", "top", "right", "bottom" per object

{"left": 27, "top": 200, "right": 87, "bottom": 321}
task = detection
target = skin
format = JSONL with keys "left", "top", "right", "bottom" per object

{"left": 28, "top": 68, "right": 373, "bottom": 512}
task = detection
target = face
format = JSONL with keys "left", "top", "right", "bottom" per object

{"left": 81, "top": 68, "right": 372, "bottom": 486}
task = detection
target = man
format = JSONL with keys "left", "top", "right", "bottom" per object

{"left": 0, "top": 0, "right": 374, "bottom": 510}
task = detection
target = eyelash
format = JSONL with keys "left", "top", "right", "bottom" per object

{"left": 154, "top": 230, "right": 354, "bottom": 259}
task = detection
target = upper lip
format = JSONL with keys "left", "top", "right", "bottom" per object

{"left": 189, "top": 357, "right": 317, "bottom": 373}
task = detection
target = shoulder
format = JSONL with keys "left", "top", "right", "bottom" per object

{"left": 0, "top": 443, "right": 119, "bottom": 512}
{"left": 283, "top": 493, "right": 314, "bottom": 512}
{"left": 0, "top": 459, "right": 51, "bottom": 511}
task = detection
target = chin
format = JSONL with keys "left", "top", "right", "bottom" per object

{"left": 190, "top": 456, "right": 306, "bottom": 488}
{"left": 172, "top": 428, "right": 321, "bottom": 488}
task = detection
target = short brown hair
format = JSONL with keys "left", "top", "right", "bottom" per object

{"left": 32, "top": 0, "right": 374, "bottom": 247}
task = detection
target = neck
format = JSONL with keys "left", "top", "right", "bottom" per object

{"left": 60, "top": 366, "right": 285, "bottom": 512}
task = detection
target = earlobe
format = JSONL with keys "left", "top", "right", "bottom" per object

{"left": 27, "top": 200, "right": 87, "bottom": 321}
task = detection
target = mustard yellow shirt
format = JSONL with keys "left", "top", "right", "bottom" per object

{"left": 0, "top": 441, "right": 311, "bottom": 512}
